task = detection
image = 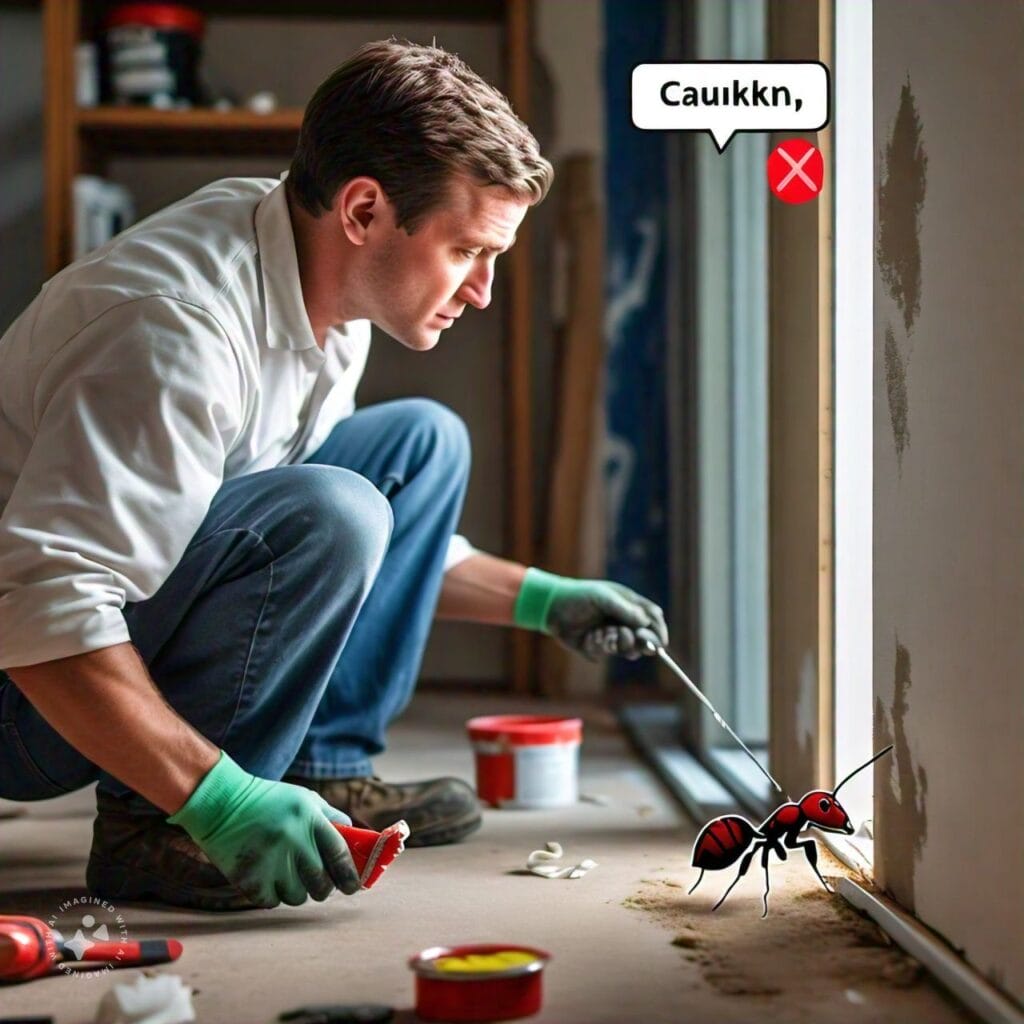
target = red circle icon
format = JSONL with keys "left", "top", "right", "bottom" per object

{"left": 767, "top": 139, "right": 824, "bottom": 204}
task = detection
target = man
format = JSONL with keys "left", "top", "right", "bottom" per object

{"left": 0, "top": 41, "right": 667, "bottom": 911}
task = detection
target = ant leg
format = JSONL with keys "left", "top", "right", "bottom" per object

{"left": 712, "top": 844, "right": 761, "bottom": 912}
{"left": 793, "top": 838, "right": 832, "bottom": 894}
{"left": 760, "top": 843, "right": 773, "bottom": 918}
{"left": 688, "top": 869, "right": 705, "bottom": 896}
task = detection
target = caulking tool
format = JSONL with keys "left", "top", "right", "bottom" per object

{"left": 638, "top": 632, "right": 784, "bottom": 795}
{"left": 647, "top": 634, "right": 782, "bottom": 794}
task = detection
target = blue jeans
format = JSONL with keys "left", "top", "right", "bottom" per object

{"left": 0, "top": 399, "right": 470, "bottom": 807}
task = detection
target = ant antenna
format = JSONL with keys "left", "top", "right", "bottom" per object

{"left": 832, "top": 744, "right": 894, "bottom": 797}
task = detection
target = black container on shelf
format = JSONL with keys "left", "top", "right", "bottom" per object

{"left": 100, "top": 3, "right": 205, "bottom": 108}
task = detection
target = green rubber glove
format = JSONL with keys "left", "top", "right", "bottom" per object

{"left": 168, "top": 752, "right": 361, "bottom": 909}
{"left": 513, "top": 568, "right": 669, "bottom": 661}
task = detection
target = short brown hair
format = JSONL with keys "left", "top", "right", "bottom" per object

{"left": 287, "top": 39, "right": 553, "bottom": 231}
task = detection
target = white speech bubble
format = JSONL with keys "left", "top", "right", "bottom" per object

{"left": 632, "top": 61, "right": 830, "bottom": 152}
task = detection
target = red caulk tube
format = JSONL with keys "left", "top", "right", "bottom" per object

{"left": 0, "top": 915, "right": 182, "bottom": 983}
{"left": 334, "top": 821, "right": 410, "bottom": 888}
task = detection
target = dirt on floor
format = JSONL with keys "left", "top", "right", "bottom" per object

{"left": 620, "top": 844, "right": 977, "bottom": 1021}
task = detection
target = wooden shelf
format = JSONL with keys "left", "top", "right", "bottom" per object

{"left": 79, "top": 0, "right": 504, "bottom": 25}
{"left": 77, "top": 106, "right": 303, "bottom": 155}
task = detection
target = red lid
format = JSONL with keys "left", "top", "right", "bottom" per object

{"left": 466, "top": 715, "right": 582, "bottom": 746}
{"left": 105, "top": 4, "right": 205, "bottom": 38}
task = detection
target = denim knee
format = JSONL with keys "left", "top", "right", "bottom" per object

{"left": 396, "top": 398, "right": 471, "bottom": 480}
{"left": 265, "top": 465, "right": 393, "bottom": 575}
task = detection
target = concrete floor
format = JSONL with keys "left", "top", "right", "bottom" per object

{"left": 0, "top": 691, "right": 976, "bottom": 1023}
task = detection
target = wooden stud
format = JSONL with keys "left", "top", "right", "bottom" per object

{"left": 766, "top": 0, "right": 825, "bottom": 797}
{"left": 44, "top": 0, "right": 78, "bottom": 275}
{"left": 816, "top": 0, "right": 835, "bottom": 790}
{"left": 504, "top": 0, "right": 535, "bottom": 694}
{"left": 539, "top": 155, "right": 603, "bottom": 697}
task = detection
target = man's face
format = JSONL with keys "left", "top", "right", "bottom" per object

{"left": 362, "top": 176, "right": 529, "bottom": 351}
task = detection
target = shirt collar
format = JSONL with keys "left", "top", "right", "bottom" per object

{"left": 254, "top": 178, "right": 319, "bottom": 351}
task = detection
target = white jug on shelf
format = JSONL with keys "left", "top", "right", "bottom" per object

{"left": 73, "top": 176, "right": 136, "bottom": 259}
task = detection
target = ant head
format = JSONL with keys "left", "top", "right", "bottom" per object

{"left": 798, "top": 790, "right": 854, "bottom": 834}
{"left": 796, "top": 748, "right": 893, "bottom": 836}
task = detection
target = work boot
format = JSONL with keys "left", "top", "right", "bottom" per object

{"left": 86, "top": 790, "right": 256, "bottom": 911}
{"left": 285, "top": 775, "right": 481, "bottom": 847}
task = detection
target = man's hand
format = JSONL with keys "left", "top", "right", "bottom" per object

{"left": 169, "top": 752, "right": 361, "bottom": 908}
{"left": 513, "top": 568, "right": 669, "bottom": 660}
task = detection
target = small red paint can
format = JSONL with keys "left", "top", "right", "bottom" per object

{"left": 409, "top": 944, "right": 551, "bottom": 1022}
{"left": 467, "top": 716, "right": 582, "bottom": 808}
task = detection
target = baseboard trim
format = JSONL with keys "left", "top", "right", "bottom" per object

{"left": 837, "top": 878, "right": 1024, "bottom": 1024}
{"left": 817, "top": 830, "right": 874, "bottom": 879}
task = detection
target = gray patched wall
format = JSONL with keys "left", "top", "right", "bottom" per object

{"left": 873, "top": 0, "right": 1024, "bottom": 1003}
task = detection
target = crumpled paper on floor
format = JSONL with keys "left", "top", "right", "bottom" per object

{"left": 526, "top": 842, "right": 597, "bottom": 879}
{"left": 95, "top": 973, "right": 195, "bottom": 1024}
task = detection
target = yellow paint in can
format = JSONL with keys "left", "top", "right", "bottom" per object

{"left": 432, "top": 950, "right": 540, "bottom": 974}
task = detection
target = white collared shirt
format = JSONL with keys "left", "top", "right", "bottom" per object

{"left": 0, "top": 177, "right": 475, "bottom": 669}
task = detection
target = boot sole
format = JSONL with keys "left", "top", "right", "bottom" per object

{"left": 86, "top": 854, "right": 257, "bottom": 912}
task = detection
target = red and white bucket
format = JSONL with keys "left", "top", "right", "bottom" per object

{"left": 466, "top": 715, "right": 582, "bottom": 809}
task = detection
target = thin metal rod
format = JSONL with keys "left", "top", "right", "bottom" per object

{"left": 651, "top": 643, "right": 784, "bottom": 794}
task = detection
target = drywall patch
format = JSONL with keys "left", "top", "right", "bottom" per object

{"left": 875, "top": 638, "right": 929, "bottom": 912}
{"left": 884, "top": 322, "right": 910, "bottom": 468}
{"left": 877, "top": 76, "right": 928, "bottom": 336}
{"left": 877, "top": 78, "right": 925, "bottom": 474}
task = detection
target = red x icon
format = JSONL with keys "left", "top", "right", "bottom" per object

{"left": 767, "top": 139, "right": 824, "bottom": 204}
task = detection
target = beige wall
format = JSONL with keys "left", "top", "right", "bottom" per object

{"left": 873, "top": 0, "right": 1024, "bottom": 1004}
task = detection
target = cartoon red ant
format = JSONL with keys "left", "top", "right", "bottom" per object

{"left": 689, "top": 745, "right": 893, "bottom": 917}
